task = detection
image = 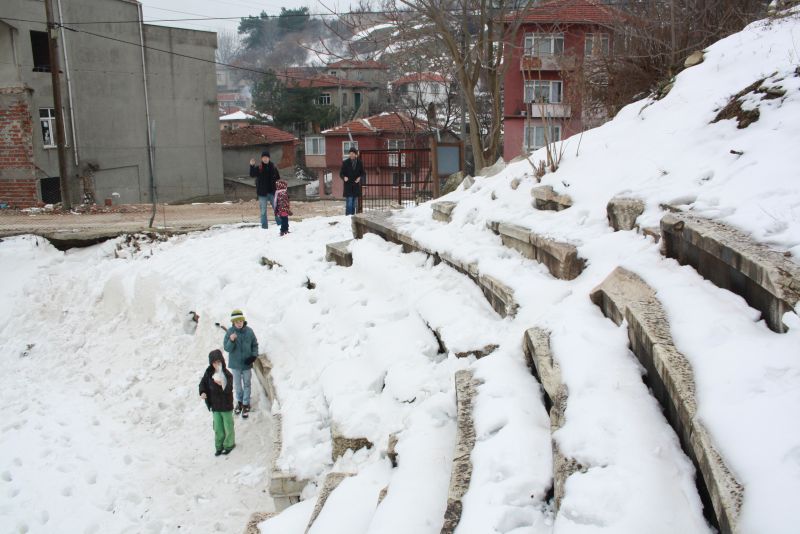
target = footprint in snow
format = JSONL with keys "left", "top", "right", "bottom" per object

{"left": 61, "top": 485, "right": 73, "bottom": 497}
{"left": 39, "top": 510, "right": 49, "bottom": 525}
{"left": 1, "top": 470, "right": 12, "bottom": 482}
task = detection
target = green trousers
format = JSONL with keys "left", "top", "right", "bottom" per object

{"left": 212, "top": 410, "right": 235, "bottom": 451}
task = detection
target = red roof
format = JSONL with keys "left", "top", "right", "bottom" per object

{"left": 512, "top": 0, "right": 618, "bottom": 24}
{"left": 327, "top": 59, "right": 388, "bottom": 70}
{"left": 278, "top": 73, "right": 372, "bottom": 89}
{"left": 221, "top": 125, "right": 298, "bottom": 148}
{"left": 392, "top": 72, "right": 448, "bottom": 86}
{"left": 323, "top": 112, "right": 428, "bottom": 136}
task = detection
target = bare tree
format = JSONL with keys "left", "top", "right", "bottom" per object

{"left": 216, "top": 29, "right": 242, "bottom": 64}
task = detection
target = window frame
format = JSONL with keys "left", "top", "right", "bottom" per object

{"left": 584, "top": 33, "right": 610, "bottom": 57}
{"left": 392, "top": 171, "right": 413, "bottom": 189}
{"left": 524, "top": 124, "right": 561, "bottom": 150}
{"left": 342, "top": 140, "right": 359, "bottom": 159}
{"left": 318, "top": 92, "right": 331, "bottom": 105}
{"left": 305, "top": 136, "right": 325, "bottom": 156}
{"left": 387, "top": 139, "right": 406, "bottom": 167}
{"left": 30, "top": 30, "right": 51, "bottom": 73}
{"left": 524, "top": 32, "right": 564, "bottom": 57}
{"left": 39, "top": 107, "right": 56, "bottom": 148}
{"left": 523, "top": 80, "right": 563, "bottom": 104}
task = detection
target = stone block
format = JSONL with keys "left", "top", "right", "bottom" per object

{"left": 305, "top": 472, "right": 352, "bottom": 533}
{"left": 441, "top": 171, "right": 466, "bottom": 196}
{"left": 590, "top": 266, "right": 743, "bottom": 534}
{"left": 325, "top": 239, "right": 353, "bottom": 267}
{"left": 243, "top": 512, "right": 277, "bottom": 534}
{"left": 454, "top": 344, "right": 499, "bottom": 359}
{"left": 684, "top": 50, "right": 704, "bottom": 68}
{"left": 387, "top": 433, "right": 399, "bottom": 468}
{"left": 531, "top": 185, "right": 573, "bottom": 211}
{"left": 477, "top": 157, "right": 507, "bottom": 178}
{"left": 440, "top": 370, "right": 480, "bottom": 534}
{"left": 661, "top": 212, "right": 800, "bottom": 333}
{"left": 488, "top": 221, "right": 586, "bottom": 280}
{"left": 432, "top": 201, "right": 457, "bottom": 223}
{"left": 606, "top": 197, "right": 645, "bottom": 231}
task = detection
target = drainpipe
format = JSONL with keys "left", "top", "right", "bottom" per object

{"left": 137, "top": 3, "right": 157, "bottom": 226}
{"left": 56, "top": 0, "right": 79, "bottom": 168}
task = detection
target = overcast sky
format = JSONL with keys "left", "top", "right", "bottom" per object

{"left": 139, "top": 0, "right": 339, "bottom": 35}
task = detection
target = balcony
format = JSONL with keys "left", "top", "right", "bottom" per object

{"left": 520, "top": 55, "right": 577, "bottom": 72}
{"left": 520, "top": 104, "right": 572, "bottom": 118}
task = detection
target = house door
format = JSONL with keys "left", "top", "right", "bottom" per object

{"left": 354, "top": 92, "right": 362, "bottom": 111}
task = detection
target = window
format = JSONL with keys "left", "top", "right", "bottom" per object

{"left": 387, "top": 139, "right": 406, "bottom": 167}
{"left": 317, "top": 92, "right": 331, "bottom": 105}
{"left": 342, "top": 92, "right": 348, "bottom": 107}
{"left": 523, "top": 80, "right": 563, "bottom": 104}
{"left": 330, "top": 70, "right": 337, "bottom": 77}
{"left": 40, "top": 108, "right": 56, "bottom": 148}
{"left": 392, "top": 171, "right": 412, "bottom": 188}
{"left": 342, "top": 140, "right": 358, "bottom": 158}
{"left": 524, "top": 33, "right": 564, "bottom": 56}
{"left": 305, "top": 136, "right": 325, "bottom": 156}
{"left": 399, "top": 84, "right": 408, "bottom": 95}
{"left": 524, "top": 125, "right": 561, "bottom": 150}
{"left": 431, "top": 83, "right": 440, "bottom": 95}
{"left": 30, "top": 31, "right": 51, "bottom": 72}
{"left": 584, "top": 33, "right": 610, "bottom": 57}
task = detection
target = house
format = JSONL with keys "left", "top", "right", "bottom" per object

{"left": 220, "top": 125, "right": 298, "bottom": 175}
{"left": 277, "top": 70, "right": 382, "bottom": 126}
{"left": 391, "top": 72, "right": 451, "bottom": 110}
{"left": 0, "top": 0, "right": 223, "bottom": 207}
{"left": 217, "top": 92, "right": 251, "bottom": 115}
{"left": 219, "top": 110, "right": 272, "bottom": 131}
{"left": 324, "top": 59, "right": 390, "bottom": 84}
{"left": 312, "top": 112, "right": 457, "bottom": 199}
{"left": 503, "top": 0, "right": 618, "bottom": 161}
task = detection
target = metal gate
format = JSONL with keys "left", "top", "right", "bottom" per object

{"left": 358, "top": 148, "right": 432, "bottom": 211}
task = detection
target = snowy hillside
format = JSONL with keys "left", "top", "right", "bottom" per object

{"left": 1, "top": 9, "right": 799, "bottom": 534}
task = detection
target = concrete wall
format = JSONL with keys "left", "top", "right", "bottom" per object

{"left": 0, "top": 0, "right": 222, "bottom": 206}
{"left": 222, "top": 144, "right": 287, "bottom": 178}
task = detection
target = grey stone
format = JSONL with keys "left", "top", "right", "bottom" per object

{"left": 590, "top": 267, "right": 743, "bottom": 534}
{"left": 331, "top": 423, "right": 374, "bottom": 461}
{"left": 477, "top": 158, "right": 507, "bottom": 178}
{"left": 454, "top": 344, "right": 499, "bottom": 359}
{"left": 325, "top": 239, "right": 353, "bottom": 267}
{"left": 378, "top": 486, "right": 389, "bottom": 505}
{"left": 460, "top": 176, "right": 475, "bottom": 190}
{"left": 661, "top": 212, "right": 800, "bottom": 333}
{"left": 351, "top": 212, "right": 519, "bottom": 318}
{"left": 243, "top": 512, "right": 278, "bottom": 534}
{"left": 684, "top": 50, "right": 704, "bottom": 68}
{"left": 488, "top": 221, "right": 586, "bottom": 280}
{"left": 387, "top": 433, "right": 399, "bottom": 468}
{"left": 432, "top": 201, "right": 457, "bottom": 223}
{"left": 441, "top": 171, "right": 465, "bottom": 196}
{"left": 305, "top": 472, "right": 352, "bottom": 533}
{"left": 523, "top": 328, "right": 573, "bottom": 509}
{"left": 260, "top": 256, "right": 283, "bottom": 269}
{"left": 640, "top": 226, "right": 662, "bottom": 243}
{"left": 531, "top": 185, "right": 573, "bottom": 211}
{"left": 606, "top": 197, "right": 645, "bottom": 231}
{"left": 510, "top": 177, "right": 522, "bottom": 190}
{"left": 440, "top": 370, "right": 480, "bottom": 534}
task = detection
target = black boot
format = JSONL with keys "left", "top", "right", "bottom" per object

{"left": 242, "top": 404, "right": 250, "bottom": 419}
{"left": 234, "top": 401, "right": 243, "bottom": 415}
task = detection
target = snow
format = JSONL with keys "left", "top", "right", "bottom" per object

{"left": 2, "top": 9, "right": 800, "bottom": 534}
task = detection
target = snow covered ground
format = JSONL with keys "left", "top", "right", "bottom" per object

{"left": 2, "top": 9, "right": 799, "bottom": 534}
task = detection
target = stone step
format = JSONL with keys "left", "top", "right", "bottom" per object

{"left": 325, "top": 239, "right": 353, "bottom": 267}
{"left": 431, "top": 201, "right": 457, "bottom": 223}
{"left": 352, "top": 212, "right": 518, "bottom": 317}
{"left": 243, "top": 512, "right": 278, "bottom": 534}
{"left": 304, "top": 472, "right": 353, "bottom": 534}
{"left": 331, "top": 423, "right": 374, "bottom": 462}
{"left": 660, "top": 211, "right": 800, "bottom": 333}
{"left": 531, "top": 185, "right": 573, "bottom": 211}
{"left": 440, "top": 369, "right": 481, "bottom": 534}
{"left": 486, "top": 220, "right": 586, "bottom": 280}
{"left": 590, "top": 266, "right": 742, "bottom": 534}
{"left": 251, "top": 352, "right": 309, "bottom": 512}
{"left": 522, "top": 328, "right": 573, "bottom": 509}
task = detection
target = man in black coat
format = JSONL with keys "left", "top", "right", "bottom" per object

{"left": 249, "top": 150, "right": 281, "bottom": 228}
{"left": 339, "top": 146, "right": 366, "bottom": 215}
{"left": 199, "top": 349, "right": 236, "bottom": 455}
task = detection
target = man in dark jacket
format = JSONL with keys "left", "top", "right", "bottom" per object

{"left": 223, "top": 309, "right": 258, "bottom": 418}
{"left": 199, "top": 349, "right": 235, "bottom": 456}
{"left": 249, "top": 150, "right": 281, "bottom": 228}
{"left": 339, "top": 146, "right": 366, "bottom": 215}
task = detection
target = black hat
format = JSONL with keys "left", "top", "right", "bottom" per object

{"left": 261, "top": 150, "right": 271, "bottom": 158}
{"left": 348, "top": 146, "right": 358, "bottom": 154}
{"left": 208, "top": 349, "right": 225, "bottom": 365}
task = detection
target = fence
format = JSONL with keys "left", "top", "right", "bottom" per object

{"left": 358, "top": 148, "right": 433, "bottom": 212}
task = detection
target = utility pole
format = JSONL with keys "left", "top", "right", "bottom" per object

{"left": 44, "top": 0, "right": 72, "bottom": 210}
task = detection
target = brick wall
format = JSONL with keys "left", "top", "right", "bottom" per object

{"left": 0, "top": 87, "right": 38, "bottom": 207}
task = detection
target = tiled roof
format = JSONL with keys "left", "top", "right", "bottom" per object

{"left": 512, "top": 0, "right": 618, "bottom": 24}
{"left": 221, "top": 125, "right": 298, "bottom": 147}
{"left": 322, "top": 112, "right": 428, "bottom": 136}
{"left": 279, "top": 73, "right": 372, "bottom": 89}
{"left": 392, "top": 72, "right": 448, "bottom": 86}
{"left": 327, "top": 59, "right": 388, "bottom": 69}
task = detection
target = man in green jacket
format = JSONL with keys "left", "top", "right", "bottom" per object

{"left": 223, "top": 309, "right": 259, "bottom": 418}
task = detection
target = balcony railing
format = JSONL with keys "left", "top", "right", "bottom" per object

{"left": 520, "top": 55, "right": 577, "bottom": 71}
{"left": 521, "top": 103, "right": 572, "bottom": 118}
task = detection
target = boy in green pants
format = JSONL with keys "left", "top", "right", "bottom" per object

{"left": 199, "top": 349, "right": 236, "bottom": 455}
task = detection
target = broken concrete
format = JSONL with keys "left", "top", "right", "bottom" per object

{"left": 440, "top": 369, "right": 480, "bottom": 534}
{"left": 305, "top": 472, "right": 353, "bottom": 533}
{"left": 352, "top": 212, "right": 518, "bottom": 317}
{"left": 441, "top": 171, "right": 466, "bottom": 196}
{"left": 522, "top": 328, "right": 575, "bottom": 509}
{"left": 477, "top": 158, "right": 507, "bottom": 178}
{"left": 531, "top": 185, "right": 573, "bottom": 211}
{"left": 331, "top": 423, "right": 374, "bottom": 461}
{"left": 487, "top": 221, "right": 586, "bottom": 280}
{"left": 661, "top": 211, "right": 800, "bottom": 333}
{"left": 387, "top": 433, "right": 399, "bottom": 468}
{"left": 590, "top": 266, "right": 743, "bottom": 534}
{"left": 325, "top": 239, "right": 353, "bottom": 267}
{"left": 260, "top": 256, "right": 283, "bottom": 269}
{"left": 243, "top": 512, "right": 278, "bottom": 534}
{"left": 431, "top": 201, "right": 457, "bottom": 223}
{"left": 606, "top": 197, "right": 645, "bottom": 231}
{"left": 454, "top": 344, "right": 499, "bottom": 359}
